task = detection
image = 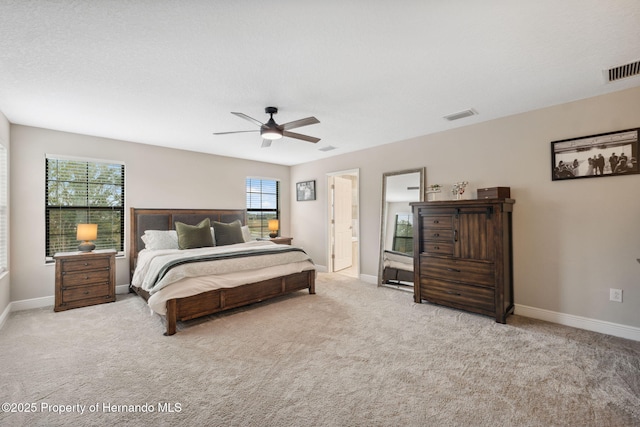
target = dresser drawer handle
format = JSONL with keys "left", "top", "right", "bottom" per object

{"left": 432, "top": 220, "right": 439, "bottom": 224}
{"left": 446, "top": 290, "right": 462, "bottom": 296}
{"left": 433, "top": 246, "right": 439, "bottom": 250}
{"left": 432, "top": 233, "right": 440, "bottom": 237}
{"left": 83, "top": 291, "right": 90, "bottom": 295}
{"left": 84, "top": 262, "right": 89, "bottom": 266}
{"left": 446, "top": 268, "right": 461, "bottom": 273}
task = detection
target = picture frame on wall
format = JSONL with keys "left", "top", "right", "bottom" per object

{"left": 296, "top": 180, "right": 316, "bottom": 201}
{"left": 551, "top": 128, "right": 639, "bottom": 181}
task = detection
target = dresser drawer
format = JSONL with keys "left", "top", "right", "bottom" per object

{"left": 61, "top": 257, "right": 111, "bottom": 273}
{"left": 421, "top": 241, "right": 454, "bottom": 256}
{"left": 420, "top": 277, "right": 495, "bottom": 315}
{"left": 62, "top": 269, "right": 111, "bottom": 287}
{"left": 421, "top": 228, "right": 454, "bottom": 241}
{"left": 61, "top": 283, "right": 112, "bottom": 303}
{"left": 422, "top": 215, "right": 453, "bottom": 229}
{"left": 420, "top": 256, "right": 494, "bottom": 286}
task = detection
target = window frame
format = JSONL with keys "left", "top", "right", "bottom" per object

{"left": 245, "top": 177, "right": 280, "bottom": 239}
{"left": 392, "top": 212, "right": 413, "bottom": 255}
{"left": 45, "top": 155, "right": 125, "bottom": 261}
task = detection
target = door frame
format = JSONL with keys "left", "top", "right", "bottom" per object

{"left": 326, "top": 169, "right": 360, "bottom": 275}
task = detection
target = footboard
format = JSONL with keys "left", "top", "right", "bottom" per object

{"left": 163, "top": 270, "right": 315, "bottom": 335}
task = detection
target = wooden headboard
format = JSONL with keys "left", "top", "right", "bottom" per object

{"left": 129, "top": 208, "right": 247, "bottom": 280}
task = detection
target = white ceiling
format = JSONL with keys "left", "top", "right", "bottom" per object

{"left": 1, "top": 1, "right": 639, "bottom": 166}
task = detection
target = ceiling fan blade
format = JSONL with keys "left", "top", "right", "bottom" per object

{"left": 261, "top": 139, "right": 272, "bottom": 148}
{"left": 213, "top": 130, "right": 259, "bottom": 135}
{"left": 283, "top": 130, "right": 320, "bottom": 143}
{"left": 281, "top": 116, "right": 320, "bottom": 131}
{"left": 231, "top": 112, "right": 264, "bottom": 127}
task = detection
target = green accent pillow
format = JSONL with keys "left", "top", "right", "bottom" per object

{"left": 175, "top": 218, "right": 214, "bottom": 249}
{"left": 212, "top": 220, "right": 244, "bottom": 246}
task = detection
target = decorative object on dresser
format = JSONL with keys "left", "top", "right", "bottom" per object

{"left": 54, "top": 249, "right": 116, "bottom": 311}
{"left": 426, "top": 184, "right": 442, "bottom": 202}
{"left": 451, "top": 181, "right": 468, "bottom": 199}
{"left": 477, "top": 186, "right": 511, "bottom": 199}
{"left": 270, "top": 236, "right": 293, "bottom": 245}
{"left": 411, "top": 198, "right": 515, "bottom": 323}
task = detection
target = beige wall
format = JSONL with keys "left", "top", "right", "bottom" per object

{"left": 291, "top": 86, "right": 640, "bottom": 328}
{"left": 0, "top": 111, "right": 9, "bottom": 317}
{"left": 9, "top": 125, "right": 290, "bottom": 302}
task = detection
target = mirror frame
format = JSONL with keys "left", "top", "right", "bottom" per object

{"left": 378, "top": 167, "right": 426, "bottom": 287}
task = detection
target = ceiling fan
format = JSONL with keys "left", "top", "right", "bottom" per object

{"left": 213, "top": 106, "right": 320, "bottom": 148}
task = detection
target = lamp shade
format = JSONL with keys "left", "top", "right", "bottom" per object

{"left": 268, "top": 219, "right": 279, "bottom": 238}
{"left": 77, "top": 224, "right": 98, "bottom": 241}
{"left": 77, "top": 224, "right": 97, "bottom": 252}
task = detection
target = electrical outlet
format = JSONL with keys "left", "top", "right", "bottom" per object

{"left": 609, "top": 288, "right": 623, "bottom": 303}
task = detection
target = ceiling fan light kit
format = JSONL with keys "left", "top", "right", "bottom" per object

{"left": 214, "top": 106, "right": 320, "bottom": 147}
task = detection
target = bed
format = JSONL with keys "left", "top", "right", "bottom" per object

{"left": 129, "top": 208, "right": 316, "bottom": 335}
{"left": 382, "top": 250, "right": 414, "bottom": 285}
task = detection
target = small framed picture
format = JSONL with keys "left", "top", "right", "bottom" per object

{"left": 551, "top": 128, "right": 639, "bottom": 181}
{"left": 296, "top": 180, "right": 316, "bottom": 201}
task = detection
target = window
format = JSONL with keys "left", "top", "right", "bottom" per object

{"left": 246, "top": 178, "right": 279, "bottom": 238}
{"left": 0, "top": 145, "right": 6, "bottom": 273}
{"left": 392, "top": 213, "right": 413, "bottom": 255}
{"left": 45, "top": 156, "right": 125, "bottom": 260}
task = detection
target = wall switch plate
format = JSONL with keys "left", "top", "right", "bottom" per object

{"left": 609, "top": 288, "right": 623, "bottom": 303}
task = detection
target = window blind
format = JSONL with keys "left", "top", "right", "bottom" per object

{"left": 245, "top": 178, "right": 279, "bottom": 238}
{"left": 45, "top": 156, "right": 125, "bottom": 259}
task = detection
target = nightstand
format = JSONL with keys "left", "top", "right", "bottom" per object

{"left": 54, "top": 249, "right": 116, "bottom": 312}
{"left": 270, "top": 237, "right": 293, "bottom": 245}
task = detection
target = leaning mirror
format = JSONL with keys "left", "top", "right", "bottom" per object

{"left": 378, "top": 168, "right": 425, "bottom": 290}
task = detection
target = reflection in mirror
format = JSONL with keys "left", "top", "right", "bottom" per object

{"left": 378, "top": 168, "right": 425, "bottom": 291}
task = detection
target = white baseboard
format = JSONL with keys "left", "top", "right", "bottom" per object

{"left": 116, "top": 284, "right": 130, "bottom": 294}
{"left": 11, "top": 295, "right": 54, "bottom": 312}
{"left": 359, "top": 274, "right": 377, "bottom": 285}
{"left": 314, "top": 265, "right": 328, "bottom": 273}
{"left": 0, "top": 302, "right": 11, "bottom": 331}
{"left": 515, "top": 304, "right": 640, "bottom": 342}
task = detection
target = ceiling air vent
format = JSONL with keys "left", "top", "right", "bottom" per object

{"left": 443, "top": 109, "right": 477, "bottom": 121}
{"left": 606, "top": 60, "right": 640, "bottom": 82}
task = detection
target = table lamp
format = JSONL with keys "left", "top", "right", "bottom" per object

{"left": 268, "top": 219, "right": 279, "bottom": 238}
{"left": 77, "top": 224, "right": 97, "bottom": 252}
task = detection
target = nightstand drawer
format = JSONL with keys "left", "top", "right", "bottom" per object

{"left": 62, "top": 269, "right": 111, "bottom": 287}
{"left": 61, "top": 257, "right": 111, "bottom": 273}
{"left": 62, "top": 283, "right": 111, "bottom": 303}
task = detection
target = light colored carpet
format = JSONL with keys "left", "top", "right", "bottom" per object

{"left": 1, "top": 273, "right": 639, "bottom": 427}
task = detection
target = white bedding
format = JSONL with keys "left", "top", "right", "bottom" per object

{"left": 383, "top": 250, "right": 413, "bottom": 271}
{"left": 132, "top": 240, "right": 316, "bottom": 315}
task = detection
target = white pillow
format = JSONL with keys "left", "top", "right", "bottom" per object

{"left": 241, "top": 225, "right": 252, "bottom": 242}
{"left": 141, "top": 230, "right": 179, "bottom": 250}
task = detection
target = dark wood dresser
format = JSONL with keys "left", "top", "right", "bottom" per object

{"left": 411, "top": 198, "right": 515, "bottom": 323}
{"left": 54, "top": 249, "right": 116, "bottom": 312}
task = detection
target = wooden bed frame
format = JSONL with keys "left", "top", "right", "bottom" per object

{"left": 129, "top": 208, "right": 315, "bottom": 335}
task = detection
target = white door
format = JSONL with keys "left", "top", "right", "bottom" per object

{"left": 333, "top": 176, "right": 353, "bottom": 271}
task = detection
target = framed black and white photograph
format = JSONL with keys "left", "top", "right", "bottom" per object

{"left": 551, "top": 128, "right": 639, "bottom": 181}
{"left": 296, "top": 180, "right": 316, "bottom": 201}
